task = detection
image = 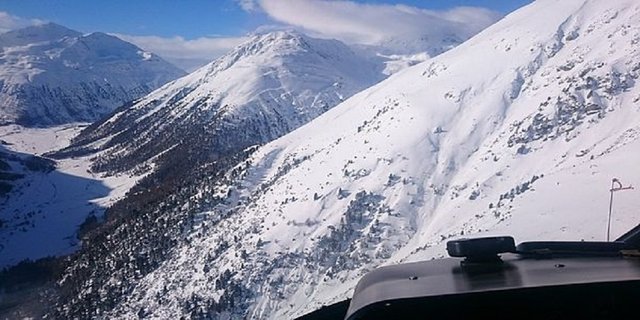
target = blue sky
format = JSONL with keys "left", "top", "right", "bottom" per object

{"left": 0, "top": 0, "right": 530, "bottom": 38}
{"left": 0, "top": 0, "right": 532, "bottom": 70}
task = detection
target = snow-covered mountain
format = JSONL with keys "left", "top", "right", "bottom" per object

{"left": 60, "top": 31, "right": 384, "bottom": 177}
{"left": 52, "top": 0, "right": 640, "bottom": 318}
{"left": 0, "top": 23, "right": 185, "bottom": 126}
{"left": 53, "top": 0, "right": 640, "bottom": 318}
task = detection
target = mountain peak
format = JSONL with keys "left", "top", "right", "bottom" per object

{"left": 0, "top": 22, "right": 185, "bottom": 126}
{"left": 198, "top": 30, "right": 370, "bottom": 79}
{"left": 0, "top": 22, "right": 81, "bottom": 47}
{"left": 252, "top": 29, "right": 308, "bottom": 42}
{"left": 229, "top": 30, "right": 316, "bottom": 58}
{"left": 29, "top": 22, "right": 78, "bottom": 34}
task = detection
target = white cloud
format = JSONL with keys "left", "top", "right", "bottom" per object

{"left": 112, "top": 34, "right": 249, "bottom": 72}
{"left": 0, "top": 11, "right": 44, "bottom": 33}
{"left": 236, "top": 0, "right": 258, "bottom": 12}
{"left": 256, "top": 0, "right": 501, "bottom": 52}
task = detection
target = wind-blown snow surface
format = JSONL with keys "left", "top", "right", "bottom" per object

{"left": 0, "top": 23, "right": 185, "bottom": 126}
{"left": 0, "top": 125, "right": 138, "bottom": 268}
{"left": 97, "top": 0, "right": 640, "bottom": 318}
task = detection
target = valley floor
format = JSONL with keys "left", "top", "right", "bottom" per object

{"left": 0, "top": 124, "right": 138, "bottom": 268}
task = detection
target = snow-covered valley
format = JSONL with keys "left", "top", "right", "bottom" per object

{"left": 0, "top": 124, "right": 138, "bottom": 268}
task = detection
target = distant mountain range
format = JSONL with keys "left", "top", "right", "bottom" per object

{"left": 0, "top": 23, "right": 185, "bottom": 126}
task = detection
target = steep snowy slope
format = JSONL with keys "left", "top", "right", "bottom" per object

{"left": 81, "top": 0, "right": 640, "bottom": 318}
{"left": 60, "top": 31, "right": 383, "bottom": 176}
{"left": 0, "top": 23, "right": 185, "bottom": 126}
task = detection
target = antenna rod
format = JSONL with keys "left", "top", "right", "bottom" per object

{"left": 607, "top": 179, "right": 615, "bottom": 242}
{"left": 607, "top": 178, "right": 634, "bottom": 242}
